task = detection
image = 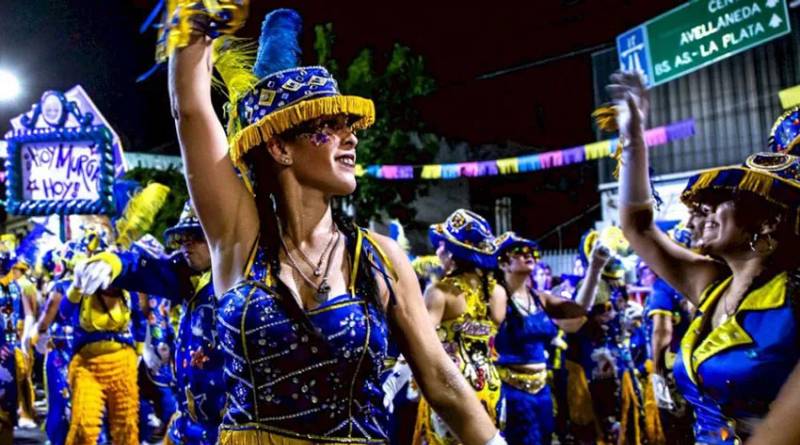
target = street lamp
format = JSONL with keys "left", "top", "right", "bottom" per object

{"left": 0, "top": 69, "right": 22, "bottom": 102}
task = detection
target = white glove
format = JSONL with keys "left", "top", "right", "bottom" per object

{"left": 624, "top": 301, "right": 644, "bottom": 320}
{"left": 141, "top": 328, "right": 162, "bottom": 372}
{"left": 34, "top": 331, "right": 50, "bottom": 355}
{"left": 20, "top": 327, "right": 34, "bottom": 358}
{"left": 382, "top": 360, "right": 412, "bottom": 413}
{"left": 74, "top": 259, "right": 113, "bottom": 295}
{"left": 651, "top": 373, "right": 675, "bottom": 410}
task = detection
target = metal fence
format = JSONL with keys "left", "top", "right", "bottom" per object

{"left": 540, "top": 249, "right": 579, "bottom": 276}
{"left": 592, "top": 8, "right": 800, "bottom": 183}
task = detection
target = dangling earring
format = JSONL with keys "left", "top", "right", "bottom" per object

{"left": 750, "top": 233, "right": 777, "bottom": 254}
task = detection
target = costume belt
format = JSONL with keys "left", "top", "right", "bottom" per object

{"left": 498, "top": 366, "right": 547, "bottom": 395}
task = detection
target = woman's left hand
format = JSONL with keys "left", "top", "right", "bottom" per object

{"left": 606, "top": 71, "right": 649, "bottom": 145}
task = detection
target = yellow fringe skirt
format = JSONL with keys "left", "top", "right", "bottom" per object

{"left": 65, "top": 346, "right": 139, "bottom": 445}
{"left": 218, "top": 428, "right": 387, "bottom": 445}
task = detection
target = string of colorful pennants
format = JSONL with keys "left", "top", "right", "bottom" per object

{"left": 354, "top": 119, "right": 695, "bottom": 180}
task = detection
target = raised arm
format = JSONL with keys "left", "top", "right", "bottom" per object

{"left": 610, "top": 72, "right": 719, "bottom": 304}
{"left": 168, "top": 37, "right": 258, "bottom": 291}
{"left": 572, "top": 243, "right": 611, "bottom": 309}
{"left": 374, "top": 235, "right": 501, "bottom": 445}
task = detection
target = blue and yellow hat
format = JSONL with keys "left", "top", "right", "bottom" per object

{"left": 163, "top": 200, "right": 204, "bottom": 248}
{"left": 429, "top": 209, "right": 498, "bottom": 270}
{"left": 494, "top": 232, "right": 541, "bottom": 262}
{"left": 681, "top": 152, "right": 800, "bottom": 233}
{"left": 216, "top": 9, "right": 375, "bottom": 172}
{"left": 769, "top": 106, "right": 800, "bottom": 155}
{"left": 579, "top": 226, "right": 629, "bottom": 280}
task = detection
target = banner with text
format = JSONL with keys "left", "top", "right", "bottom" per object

{"left": 617, "top": 0, "right": 791, "bottom": 87}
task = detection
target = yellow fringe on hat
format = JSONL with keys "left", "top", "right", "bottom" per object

{"left": 115, "top": 183, "right": 171, "bottom": 249}
{"left": 739, "top": 169, "right": 774, "bottom": 197}
{"left": 592, "top": 105, "right": 626, "bottom": 178}
{"left": 229, "top": 95, "right": 376, "bottom": 167}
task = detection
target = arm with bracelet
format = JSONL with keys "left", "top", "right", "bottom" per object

{"left": 610, "top": 71, "right": 720, "bottom": 305}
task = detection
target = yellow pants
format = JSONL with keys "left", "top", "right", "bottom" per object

{"left": 14, "top": 348, "right": 35, "bottom": 422}
{"left": 66, "top": 346, "right": 139, "bottom": 445}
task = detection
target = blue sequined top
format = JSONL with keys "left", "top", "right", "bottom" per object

{"left": 674, "top": 272, "right": 800, "bottom": 444}
{"left": 217, "top": 228, "right": 394, "bottom": 443}
{"left": 495, "top": 293, "right": 557, "bottom": 365}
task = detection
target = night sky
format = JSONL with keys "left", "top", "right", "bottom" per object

{"left": 0, "top": 1, "right": 686, "bottom": 246}
{"left": 0, "top": 0, "right": 685, "bottom": 152}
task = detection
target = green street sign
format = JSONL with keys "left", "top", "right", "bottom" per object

{"left": 617, "top": 0, "right": 792, "bottom": 87}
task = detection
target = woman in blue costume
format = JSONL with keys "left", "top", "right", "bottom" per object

{"left": 77, "top": 202, "right": 227, "bottom": 445}
{"left": 0, "top": 261, "right": 20, "bottom": 445}
{"left": 30, "top": 248, "right": 74, "bottom": 445}
{"left": 612, "top": 72, "right": 800, "bottom": 444}
{"left": 493, "top": 233, "right": 600, "bottom": 445}
{"left": 563, "top": 228, "right": 649, "bottom": 445}
{"left": 163, "top": 3, "right": 505, "bottom": 444}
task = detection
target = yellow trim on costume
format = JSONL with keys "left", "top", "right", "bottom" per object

{"left": 67, "top": 286, "right": 83, "bottom": 304}
{"left": 194, "top": 270, "right": 212, "bottom": 295}
{"left": 349, "top": 230, "right": 364, "bottom": 296}
{"left": 647, "top": 309, "right": 673, "bottom": 318}
{"left": 229, "top": 95, "right": 376, "bottom": 168}
{"left": 362, "top": 231, "right": 398, "bottom": 282}
{"left": 681, "top": 273, "right": 787, "bottom": 384}
{"left": 497, "top": 367, "right": 547, "bottom": 394}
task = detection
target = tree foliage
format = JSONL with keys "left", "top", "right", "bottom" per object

{"left": 314, "top": 25, "right": 439, "bottom": 225}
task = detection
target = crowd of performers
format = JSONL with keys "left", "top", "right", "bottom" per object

{"left": 3, "top": 2, "right": 800, "bottom": 445}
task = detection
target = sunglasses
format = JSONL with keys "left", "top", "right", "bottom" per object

{"left": 287, "top": 114, "right": 359, "bottom": 144}
{"left": 508, "top": 245, "right": 541, "bottom": 260}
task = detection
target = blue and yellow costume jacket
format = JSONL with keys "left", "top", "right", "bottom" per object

{"left": 646, "top": 278, "right": 691, "bottom": 363}
{"left": 674, "top": 272, "right": 800, "bottom": 444}
{"left": 113, "top": 250, "right": 224, "bottom": 445}
{"left": 217, "top": 228, "right": 395, "bottom": 444}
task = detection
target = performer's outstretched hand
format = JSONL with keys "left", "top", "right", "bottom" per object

{"left": 74, "top": 259, "right": 113, "bottom": 295}
{"left": 606, "top": 71, "right": 649, "bottom": 145}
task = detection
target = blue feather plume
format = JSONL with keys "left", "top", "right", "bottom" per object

{"left": 252, "top": 9, "right": 302, "bottom": 78}
{"left": 16, "top": 223, "right": 53, "bottom": 267}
